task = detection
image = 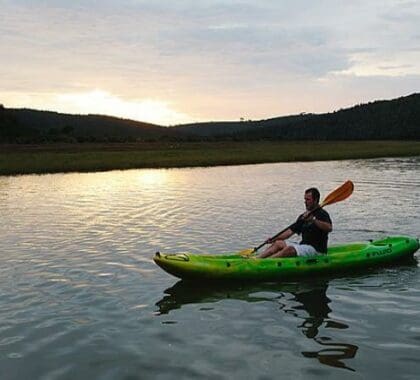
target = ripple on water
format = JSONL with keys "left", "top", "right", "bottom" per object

{"left": 0, "top": 158, "right": 420, "bottom": 379}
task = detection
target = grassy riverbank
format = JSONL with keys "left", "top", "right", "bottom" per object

{"left": 1, "top": 141, "right": 419, "bottom": 175}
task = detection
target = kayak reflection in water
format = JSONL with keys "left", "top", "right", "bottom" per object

{"left": 155, "top": 280, "right": 358, "bottom": 371}
{"left": 257, "top": 187, "right": 333, "bottom": 258}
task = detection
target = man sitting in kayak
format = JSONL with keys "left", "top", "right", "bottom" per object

{"left": 257, "top": 188, "right": 332, "bottom": 258}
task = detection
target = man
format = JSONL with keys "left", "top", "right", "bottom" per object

{"left": 257, "top": 188, "right": 332, "bottom": 258}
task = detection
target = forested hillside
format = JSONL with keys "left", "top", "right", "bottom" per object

{"left": 0, "top": 107, "right": 181, "bottom": 143}
{"left": 233, "top": 93, "right": 420, "bottom": 140}
{"left": 174, "top": 93, "right": 420, "bottom": 140}
{"left": 1, "top": 93, "right": 419, "bottom": 143}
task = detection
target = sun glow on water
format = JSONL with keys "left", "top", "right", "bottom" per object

{"left": 136, "top": 170, "right": 169, "bottom": 187}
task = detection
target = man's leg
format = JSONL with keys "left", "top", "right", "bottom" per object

{"left": 257, "top": 240, "right": 287, "bottom": 258}
{"left": 270, "top": 245, "right": 297, "bottom": 258}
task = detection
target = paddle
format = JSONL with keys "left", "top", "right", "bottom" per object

{"left": 239, "top": 180, "right": 354, "bottom": 257}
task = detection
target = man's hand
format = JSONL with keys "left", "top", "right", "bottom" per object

{"left": 301, "top": 211, "right": 315, "bottom": 222}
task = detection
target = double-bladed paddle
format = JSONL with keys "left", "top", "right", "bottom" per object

{"left": 239, "top": 180, "right": 354, "bottom": 257}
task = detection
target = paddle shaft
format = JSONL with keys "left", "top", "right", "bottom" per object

{"left": 253, "top": 205, "right": 322, "bottom": 253}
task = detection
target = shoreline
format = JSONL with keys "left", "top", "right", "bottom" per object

{"left": 1, "top": 141, "right": 419, "bottom": 176}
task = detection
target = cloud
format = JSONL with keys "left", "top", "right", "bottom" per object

{"left": 0, "top": 0, "right": 419, "bottom": 123}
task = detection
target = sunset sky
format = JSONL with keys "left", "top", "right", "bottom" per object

{"left": 1, "top": 0, "right": 419, "bottom": 126}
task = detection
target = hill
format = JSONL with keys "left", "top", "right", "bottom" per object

{"left": 174, "top": 93, "right": 420, "bottom": 140}
{"left": 1, "top": 93, "right": 419, "bottom": 143}
{"left": 0, "top": 107, "right": 182, "bottom": 143}
{"left": 173, "top": 114, "right": 311, "bottom": 138}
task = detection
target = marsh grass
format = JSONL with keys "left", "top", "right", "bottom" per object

{"left": 1, "top": 141, "right": 419, "bottom": 175}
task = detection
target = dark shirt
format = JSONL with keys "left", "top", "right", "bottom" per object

{"left": 290, "top": 208, "right": 332, "bottom": 253}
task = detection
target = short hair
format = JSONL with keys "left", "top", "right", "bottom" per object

{"left": 305, "top": 187, "right": 320, "bottom": 203}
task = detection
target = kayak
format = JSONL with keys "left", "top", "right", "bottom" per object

{"left": 153, "top": 236, "right": 419, "bottom": 281}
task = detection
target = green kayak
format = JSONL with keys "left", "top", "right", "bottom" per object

{"left": 154, "top": 236, "right": 419, "bottom": 281}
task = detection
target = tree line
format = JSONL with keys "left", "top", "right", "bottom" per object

{"left": 1, "top": 93, "right": 419, "bottom": 143}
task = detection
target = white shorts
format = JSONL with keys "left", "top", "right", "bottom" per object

{"left": 287, "top": 242, "right": 318, "bottom": 257}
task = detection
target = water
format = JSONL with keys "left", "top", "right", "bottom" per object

{"left": 0, "top": 157, "right": 419, "bottom": 379}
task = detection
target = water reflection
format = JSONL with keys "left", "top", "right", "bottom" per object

{"left": 155, "top": 280, "right": 358, "bottom": 371}
{"left": 291, "top": 286, "right": 357, "bottom": 371}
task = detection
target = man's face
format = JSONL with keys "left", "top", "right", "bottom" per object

{"left": 304, "top": 192, "right": 316, "bottom": 210}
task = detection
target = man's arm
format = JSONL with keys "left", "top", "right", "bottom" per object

{"left": 313, "top": 218, "right": 332, "bottom": 232}
{"left": 302, "top": 211, "right": 332, "bottom": 232}
{"left": 269, "top": 228, "right": 295, "bottom": 243}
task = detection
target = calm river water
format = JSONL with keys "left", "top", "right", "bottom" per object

{"left": 0, "top": 157, "right": 419, "bottom": 379}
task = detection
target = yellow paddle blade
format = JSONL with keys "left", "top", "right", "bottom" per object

{"left": 320, "top": 180, "right": 354, "bottom": 207}
{"left": 238, "top": 248, "right": 255, "bottom": 257}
